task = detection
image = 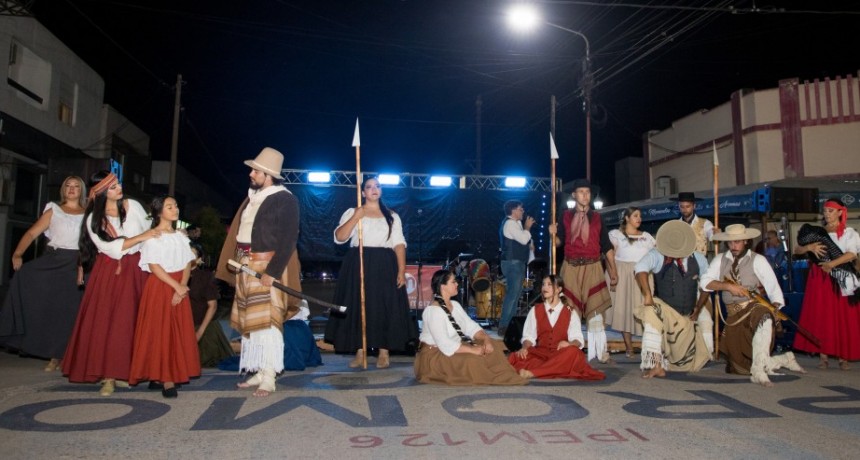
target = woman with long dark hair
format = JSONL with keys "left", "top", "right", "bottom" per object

{"left": 509, "top": 275, "right": 605, "bottom": 380}
{"left": 324, "top": 176, "right": 418, "bottom": 368}
{"left": 62, "top": 171, "right": 161, "bottom": 395}
{"left": 793, "top": 198, "right": 860, "bottom": 369}
{"left": 605, "top": 206, "right": 655, "bottom": 357}
{"left": 129, "top": 196, "right": 199, "bottom": 398}
{"left": 414, "top": 269, "right": 526, "bottom": 385}
{"left": 0, "top": 176, "right": 86, "bottom": 371}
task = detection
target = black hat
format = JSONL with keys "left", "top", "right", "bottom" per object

{"left": 669, "top": 192, "right": 701, "bottom": 202}
{"left": 570, "top": 178, "right": 591, "bottom": 192}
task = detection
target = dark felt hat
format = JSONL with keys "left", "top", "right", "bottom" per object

{"left": 570, "top": 178, "right": 591, "bottom": 192}
{"left": 669, "top": 192, "right": 701, "bottom": 202}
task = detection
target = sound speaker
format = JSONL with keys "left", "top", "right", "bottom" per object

{"left": 770, "top": 187, "right": 819, "bottom": 213}
{"left": 503, "top": 316, "right": 527, "bottom": 352}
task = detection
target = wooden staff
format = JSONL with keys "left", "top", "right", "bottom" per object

{"left": 353, "top": 119, "right": 368, "bottom": 369}
{"left": 712, "top": 140, "right": 721, "bottom": 360}
{"left": 550, "top": 133, "right": 560, "bottom": 275}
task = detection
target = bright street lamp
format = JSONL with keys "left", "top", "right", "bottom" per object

{"left": 507, "top": 4, "right": 594, "bottom": 181}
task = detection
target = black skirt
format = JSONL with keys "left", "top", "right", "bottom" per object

{"left": 0, "top": 248, "right": 83, "bottom": 359}
{"left": 324, "top": 247, "right": 418, "bottom": 353}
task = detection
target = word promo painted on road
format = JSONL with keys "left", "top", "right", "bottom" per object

{"left": 2, "top": 386, "right": 859, "bottom": 433}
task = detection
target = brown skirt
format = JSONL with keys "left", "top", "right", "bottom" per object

{"left": 414, "top": 342, "right": 527, "bottom": 386}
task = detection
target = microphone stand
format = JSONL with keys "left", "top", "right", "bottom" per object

{"left": 778, "top": 216, "right": 793, "bottom": 292}
{"left": 416, "top": 209, "right": 423, "bottom": 309}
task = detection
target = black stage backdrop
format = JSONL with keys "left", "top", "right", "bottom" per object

{"left": 290, "top": 185, "right": 548, "bottom": 277}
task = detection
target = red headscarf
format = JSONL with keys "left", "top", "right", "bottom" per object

{"left": 824, "top": 200, "right": 847, "bottom": 239}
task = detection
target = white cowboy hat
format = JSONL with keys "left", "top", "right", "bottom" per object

{"left": 244, "top": 147, "right": 284, "bottom": 178}
{"left": 655, "top": 220, "right": 697, "bottom": 258}
{"left": 712, "top": 224, "right": 761, "bottom": 241}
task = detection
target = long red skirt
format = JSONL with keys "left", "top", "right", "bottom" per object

{"left": 63, "top": 253, "right": 148, "bottom": 382}
{"left": 129, "top": 271, "right": 201, "bottom": 385}
{"left": 509, "top": 346, "right": 605, "bottom": 380}
{"left": 793, "top": 264, "right": 860, "bottom": 360}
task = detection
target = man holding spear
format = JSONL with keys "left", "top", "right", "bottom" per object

{"left": 216, "top": 147, "right": 302, "bottom": 397}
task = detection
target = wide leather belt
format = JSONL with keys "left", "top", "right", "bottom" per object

{"left": 565, "top": 257, "right": 600, "bottom": 266}
{"left": 249, "top": 251, "right": 274, "bottom": 262}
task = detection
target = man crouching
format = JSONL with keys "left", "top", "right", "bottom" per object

{"left": 701, "top": 224, "right": 805, "bottom": 387}
{"left": 633, "top": 221, "right": 714, "bottom": 378}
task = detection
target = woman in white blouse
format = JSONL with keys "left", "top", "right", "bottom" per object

{"left": 324, "top": 177, "right": 418, "bottom": 368}
{"left": 62, "top": 171, "right": 161, "bottom": 396}
{"left": 0, "top": 176, "right": 86, "bottom": 371}
{"left": 129, "top": 196, "right": 199, "bottom": 398}
{"left": 414, "top": 269, "right": 526, "bottom": 385}
{"left": 605, "top": 207, "right": 655, "bottom": 357}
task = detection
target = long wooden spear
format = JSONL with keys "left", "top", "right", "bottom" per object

{"left": 549, "top": 133, "right": 560, "bottom": 275}
{"left": 352, "top": 119, "right": 368, "bottom": 369}
{"left": 712, "top": 140, "right": 720, "bottom": 361}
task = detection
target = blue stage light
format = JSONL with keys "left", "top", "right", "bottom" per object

{"left": 430, "top": 176, "right": 452, "bottom": 187}
{"left": 378, "top": 174, "right": 400, "bottom": 185}
{"left": 308, "top": 172, "right": 331, "bottom": 183}
{"left": 504, "top": 177, "right": 526, "bottom": 188}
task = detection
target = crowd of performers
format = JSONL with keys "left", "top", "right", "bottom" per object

{"left": 1, "top": 150, "right": 858, "bottom": 394}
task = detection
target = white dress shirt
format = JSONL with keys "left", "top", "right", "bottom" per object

{"left": 520, "top": 300, "right": 585, "bottom": 348}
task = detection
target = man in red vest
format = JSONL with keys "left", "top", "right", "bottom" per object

{"left": 550, "top": 179, "right": 617, "bottom": 363}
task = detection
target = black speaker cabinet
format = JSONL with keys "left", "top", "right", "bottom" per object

{"left": 770, "top": 187, "right": 819, "bottom": 214}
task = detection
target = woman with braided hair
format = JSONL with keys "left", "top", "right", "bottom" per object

{"left": 793, "top": 198, "right": 860, "bottom": 370}
{"left": 414, "top": 269, "right": 526, "bottom": 385}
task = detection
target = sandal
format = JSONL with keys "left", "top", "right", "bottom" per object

{"left": 839, "top": 359, "right": 850, "bottom": 371}
{"left": 818, "top": 356, "right": 829, "bottom": 369}
{"left": 377, "top": 350, "right": 390, "bottom": 369}
{"left": 44, "top": 359, "right": 60, "bottom": 372}
{"left": 349, "top": 349, "right": 365, "bottom": 368}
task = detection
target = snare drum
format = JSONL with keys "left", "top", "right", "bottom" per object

{"left": 468, "top": 259, "right": 491, "bottom": 292}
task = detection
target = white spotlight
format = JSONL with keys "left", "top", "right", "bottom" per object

{"left": 504, "top": 177, "right": 527, "bottom": 188}
{"left": 308, "top": 172, "right": 330, "bottom": 183}
{"left": 377, "top": 174, "right": 400, "bottom": 185}
{"left": 429, "top": 176, "right": 452, "bottom": 187}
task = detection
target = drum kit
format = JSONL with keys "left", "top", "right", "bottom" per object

{"left": 444, "top": 253, "right": 549, "bottom": 325}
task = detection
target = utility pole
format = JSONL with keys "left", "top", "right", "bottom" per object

{"left": 168, "top": 74, "right": 182, "bottom": 196}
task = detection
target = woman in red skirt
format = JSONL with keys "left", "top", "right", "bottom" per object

{"left": 129, "top": 196, "right": 199, "bottom": 398}
{"left": 63, "top": 172, "right": 161, "bottom": 396}
{"left": 793, "top": 198, "right": 860, "bottom": 370}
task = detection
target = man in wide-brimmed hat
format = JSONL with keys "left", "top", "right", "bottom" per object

{"left": 216, "top": 147, "right": 303, "bottom": 397}
{"left": 701, "top": 224, "right": 805, "bottom": 386}
{"left": 632, "top": 220, "right": 713, "bottom": 378}
{"left": 549, "top": 178, "right": 617, "bottom": 363}
{"left": 670, "top": 192, "right": 714, "bottom": 255}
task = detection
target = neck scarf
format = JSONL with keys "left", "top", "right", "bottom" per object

{"left": 569, "top": 209, "right": 590, "bottom": 245}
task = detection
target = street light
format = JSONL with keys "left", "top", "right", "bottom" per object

{"left": 507, "top": 4, "right": 593, "bottom": 181}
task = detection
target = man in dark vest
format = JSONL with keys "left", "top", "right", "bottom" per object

{"left": 633, "top": 220, "right": 713, "bottom": 378}
{"left": 550, "top": 179, "right": 616, "bottom": 363}
{"left": 701, "top": 224, "right": 805, "bottom": 386}
{"left": 498, "top": 200, "right": 535, "bottom": 337}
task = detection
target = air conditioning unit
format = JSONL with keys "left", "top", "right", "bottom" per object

{"left": 654, "top": 175, "right": 677, "bottom": 198}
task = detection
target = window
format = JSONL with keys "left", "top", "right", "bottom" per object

{"left": 57, "top": 73, "right": 78, "bottom": 126}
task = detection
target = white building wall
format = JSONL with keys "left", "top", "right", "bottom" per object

{"left": 0, "top": 16, "right": 104, "bottom": 150}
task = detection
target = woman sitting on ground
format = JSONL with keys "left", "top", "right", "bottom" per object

{"left": 414, "top": 269, "right": 526, "bottom": 386}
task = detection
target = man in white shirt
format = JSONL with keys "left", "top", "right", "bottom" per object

{"left": 700, "top": 224, "right": 805, "bottom": 386}
{"left": 498, "top": 200, "right": 534, "bottom": 337}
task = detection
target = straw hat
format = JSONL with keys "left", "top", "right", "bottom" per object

{"left": 712, "top": 224, "right": 761, "bottom": 241}
{"left": 655, "top": 220, "right": 697, "bottom": 258}
{"left": 244, "top": 147, "right": 284, "bottom": 178}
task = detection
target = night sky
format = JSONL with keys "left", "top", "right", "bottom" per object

{"left": 30, "top": 0, "right": 860, "bottom": 203}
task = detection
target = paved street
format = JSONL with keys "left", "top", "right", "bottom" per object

{"left": 1, "top": 346, "right": 858, "bottom": 459}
